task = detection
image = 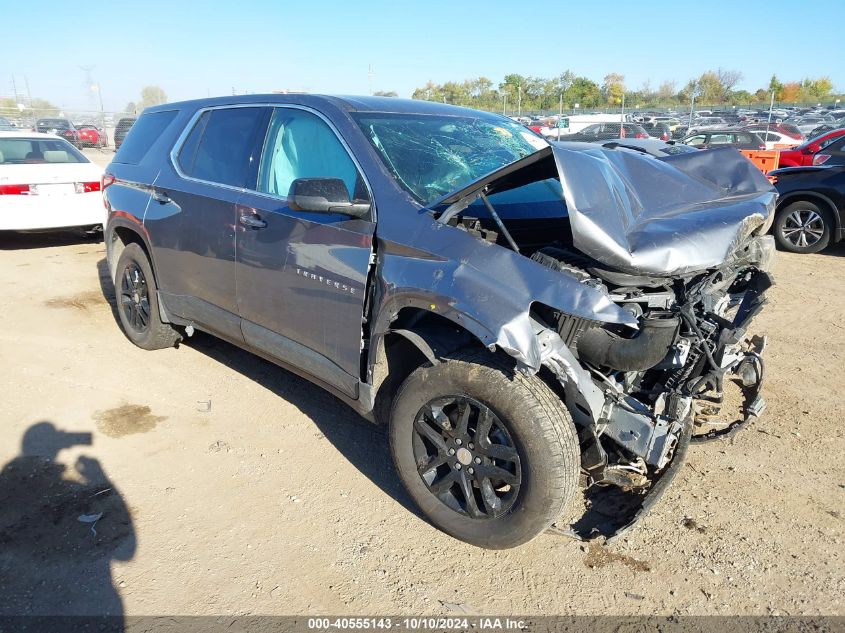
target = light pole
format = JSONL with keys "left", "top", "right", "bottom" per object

{"left": 688, "top": 82, "right": 697, "bottom": 130}
{"left": 765, "top": 90, "right": 775, "bottom": 139}
{"left": 558, "top": 92, "right": 563, "bottom": 140}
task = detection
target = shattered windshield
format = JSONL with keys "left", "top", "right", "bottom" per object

{"left": 352, "top": 112, "right": 546, "bottom": 206}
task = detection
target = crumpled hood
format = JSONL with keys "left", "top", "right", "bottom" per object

{"left": 436, "top": 144, "right": 778, "bottom": 277}
{"left": 551, "top": 144, "right": 778, "bottom": 276}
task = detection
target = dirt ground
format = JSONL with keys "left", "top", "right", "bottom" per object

{"left": 0, "top": 148, "right": 843, "bottom": 616}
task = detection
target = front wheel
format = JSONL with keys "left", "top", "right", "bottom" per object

{"left": 389, "top": 350, "right": 580, "bottom": 549}
{"left": 114, "top": 243, "right": 181, "bottom": 350}
{"left": 774, "top": 200, "right": 832, "bottom": 254}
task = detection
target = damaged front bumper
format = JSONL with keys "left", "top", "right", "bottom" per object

{"left": 533, "top": 266, "right": 773, "bottom": 541}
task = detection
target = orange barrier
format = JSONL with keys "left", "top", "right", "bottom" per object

{"left": 740, "top": 150, "right": 781, "bottom": 175}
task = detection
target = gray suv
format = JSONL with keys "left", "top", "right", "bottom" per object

{"left": 103, "top": 95, "right": 776, "bottom": 548}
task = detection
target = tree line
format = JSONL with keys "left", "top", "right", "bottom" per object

{"left": 410, "top": 70, "right": 840, "bottom": 112}
{"left": 0, "top": 86, "right": 169, "bottom": 119}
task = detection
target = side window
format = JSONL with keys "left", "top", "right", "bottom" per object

{"left": 176, "top": 111, "right": 210, "bottom": 176}
{"left": 187, "top": 107, "right": 265, "bottom": 188}
{"left": 819, "top": 136, "right": 839, "bottom": 150}
{"left": 113, "top": 110, "right": 178, "bottom": 165}
{"left": 256, "top": 108, "right": 367, "bottom": 202}
{"left": 709, "top": 134, "right": 730, "bottom": 145}
{"left": 686, "top": 135, "right": 706, "bottom": 146}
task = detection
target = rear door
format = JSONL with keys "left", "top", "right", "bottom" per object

{"left": 234, "top": 106, "right": 375, "bottom": 397}
{"left": 149, "top": 106, "right": 267, "bottom": 342}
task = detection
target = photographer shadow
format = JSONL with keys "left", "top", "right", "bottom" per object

{"left": 0, "top": 422, "right": 134, "bottom": 628}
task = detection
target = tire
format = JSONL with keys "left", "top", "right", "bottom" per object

{"left": 389, "top": 349, "right": 580, "bottom": 549}
{"left": 114, "top": 243, "right": 180, "bottom": 350}
{"left": 774, "top": 200, "right": 833, "bottom": 254}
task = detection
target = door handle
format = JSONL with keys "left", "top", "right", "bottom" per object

{"left": 239, "top": 213, "right": 267, "bottom": 229}
{"left": 152, "top": 190, "right": 171, "bottom": 204}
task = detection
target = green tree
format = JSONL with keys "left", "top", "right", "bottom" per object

{"left": 769, "top": 75, "right": 784, "bottom": 99}
{"left": 657, "top": 80, "right": 677, "bottom": 104}
{"left": 803, "top": 77, "right": 833, "bottom": 100}
{"left": 139, "top": 86, "right": 167, "bottom": 109}
{"left": 696, "top": 71, "right": 724, "bottom": 104}
{"left": 566, "top": 77, "right": 602, "bottom": 109}
{"left": 602, "top": 73, "right": 625, "bottom": 106}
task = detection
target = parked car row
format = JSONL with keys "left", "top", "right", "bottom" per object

{"left": 32, "top": 118, "right": 108, "bottom": 149}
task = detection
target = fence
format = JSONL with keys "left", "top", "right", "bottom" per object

{"left": 0, "top": 107, "right": 138, "bottom": 147}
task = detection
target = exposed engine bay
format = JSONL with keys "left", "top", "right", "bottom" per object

{"left": 435, "top": 143, "right": 777, "bottom": 539}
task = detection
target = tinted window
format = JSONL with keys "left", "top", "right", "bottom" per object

{"left": 188, "top": 107, "right": 264, "bottom": 187}
{"left": 114, "top": 110, "right": 178, "bottom": 165}
{"left": 736, "top": 133, "right": 752, "bottom": 143}
{"left": 256, "top": 108, "right": 366, "bottom": 201}
{"left": 37, "top": 119, "right": 71, "bottom": 129}
{"left": 115, "top": 118, "right": 136, "bottom": 132}
{"left": 176, "top": 111, "right": 210, "bottom": 176}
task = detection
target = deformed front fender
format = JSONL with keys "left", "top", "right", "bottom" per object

{"left": 369, "top": 220, "right": 638, "bottom": 375}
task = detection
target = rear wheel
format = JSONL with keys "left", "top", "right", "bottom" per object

{"left": 774, "top": 200, "right": 832, "bottom": 254}
{"left": 389, "top": 349, "right": 580, "bottom": 549}
{"left": 114, "top": 243, "right": 180, "bottom": 350}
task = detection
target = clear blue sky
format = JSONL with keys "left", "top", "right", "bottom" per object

{"left": 3, "top": 0, "right": 844, "bottom": 111}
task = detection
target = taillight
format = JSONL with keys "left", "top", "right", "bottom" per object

{"left": 813, "top": 154, "right": 831, "bottom": 165}
{"left": 759, "top": 144, "right": 766, "bottom": 150}
{"left": 0, "top": 184, "right": 31, "bottom": 195}
{"left": 74, "top": 181, "right": 101, "bottom": 193}
{"left": 101, "top": 173, "right": 115, "bottom": 209}
{"left": 636, "top": 133, "right": 648, "bottom": 139}
{"left": 662, "top": 132, "right": 669, "bottom": 141}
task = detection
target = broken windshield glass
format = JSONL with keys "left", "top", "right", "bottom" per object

{"left": 352, "top": 112, "right": 546, "bottom": 206}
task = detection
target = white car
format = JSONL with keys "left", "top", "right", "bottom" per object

{"left": 0, "top": 131, "right": 104, "bottom": 231}
{"left": 756, "top": 130, "right": 800, "bottom": 151}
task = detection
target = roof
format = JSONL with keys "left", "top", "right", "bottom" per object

{"left": 143, "top": 94, "right": 503, "bottom": 119}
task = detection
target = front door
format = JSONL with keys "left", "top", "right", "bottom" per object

{"left": 235, "top": 106, "right": 375, "bottom": 397}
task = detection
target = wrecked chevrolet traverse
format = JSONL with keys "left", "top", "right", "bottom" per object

{"left": 104, "top": 96, "right": 775, "bottom": 549}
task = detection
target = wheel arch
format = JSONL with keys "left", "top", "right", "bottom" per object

{"left": 776, "top": 191, "right": 842, "bottom": 236}
{"left": 106, "top": 219, "right": 156, "bottom": 283}
{"left": 368, "top": 307, "right": 494, "bottom": 425}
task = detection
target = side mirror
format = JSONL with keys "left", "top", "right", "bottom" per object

{"left": 288, "top": 178, "right": 370, "bottom": 218}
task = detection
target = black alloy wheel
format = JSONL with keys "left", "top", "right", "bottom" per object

{"left": 119, "top": 262, "right": 151, "bottom": 334}
{"left": 413, "top": 396, "right": 521, "bottom": 519}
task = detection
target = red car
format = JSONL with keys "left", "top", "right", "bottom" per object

{"left": 778, "top": 129, "right": 845, "bottom": 168}
{"left": 75, "top": 124, "right": 108, "bottom": 148}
